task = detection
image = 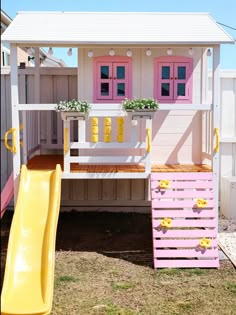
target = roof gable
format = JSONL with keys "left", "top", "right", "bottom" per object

{"left": 2, "top": 11, "right": 234, "bottom": 45}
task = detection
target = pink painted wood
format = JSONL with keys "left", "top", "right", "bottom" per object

{"left": 154, "top": 248, "right": 219, "bottom": 258}
{"left": 154, "top": 259, "right": 219, "bottom": 269}
{"left": 151, "top": 190, "right": 214, "bottom": 199}
{"left": 152, "top": 200, "right": 214, "bottom": 208}
{"left": 151, "top": 172, "right": 213, "bottom": 181}
{"left": 151, "top": 181, "right": 213, "bottom": 189}
{"left": 1, "top": 172, "right": 14, "bottom": 219}
{"left": 154, "top": 56, "right": 193, "bottom": 104}
{"left": 152, "top": 210, "right": 215, "bottom": 218}
{"left": 93, "top": 56, "right": 132, "bottom": 103}
{"left": 150, "top": 172, "right": 219, "bottom": 268}
{"left": 153, "top": 229, "right": 217, "bottom": 238}
{"left": 152, "top": 219, "right": 217, "bottom": 228}
{"left": 153, "top": 239, "right": 218, "bottom": 248}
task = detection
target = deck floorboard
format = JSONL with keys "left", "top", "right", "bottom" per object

{"left": 27, "top": 155, "right": 212, "bottom": 173}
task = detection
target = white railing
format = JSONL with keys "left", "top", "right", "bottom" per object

{"left": 60, "top": 107, "right": 152, "bottom": 178}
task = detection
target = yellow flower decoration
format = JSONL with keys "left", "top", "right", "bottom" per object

{"left": 199, "top": 238, "right": 211, "bottom": 249}
{"left": 159, "top": 179, "right": 171, "bottom": 189}
{"left": 196, "top": 198, "right": 208, "bottom": 208}
{"left": 160, "top": 218, "right": 172, "bottom": 228}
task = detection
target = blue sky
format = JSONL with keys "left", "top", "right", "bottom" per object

{"left": 2, "top": 0, "right": 236, "bottom": 68}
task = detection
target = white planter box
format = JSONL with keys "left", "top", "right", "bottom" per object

{"left": 60, "top": 112, "right": 88, "bottom": 120}
{"left": 126, "top": 110, "right": 157, "bottom": 120}
{"left": 220, "top": 176, "right": 236, "bottom": 219}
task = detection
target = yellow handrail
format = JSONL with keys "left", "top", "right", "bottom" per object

{"left": 146, "top": 128, "right": 151, "bottom": 153}
{"left": 4, "top": 128, "right": 17, "bottom": 153}
{"left": 64, "top": 128, "right": 69, "bottom": 154}
{"left": 214, "top": 127, "right": 220, "bottom": 153}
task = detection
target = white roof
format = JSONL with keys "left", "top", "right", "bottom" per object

{"left": 2, "top": 11, "right": 234, "bottom": 45}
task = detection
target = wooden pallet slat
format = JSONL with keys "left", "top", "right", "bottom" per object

{"left": 152, "top": 218, "right": 217, "bottom": 228}
{"left": 151, "top": 172, "right": 219, "bottom": 269}
{"left": 153, "top": 239, "right": 218, "bottom": 248}
{"left": 152, "top": 209, "right": 216, "bottom": 218}
{"left": 154, "top": 259, "right": 219, "bottom": 269}
{"left": 152, "top": 199, "right": 214, "bottom": 208}
{"left": 153, "top": 229, "right": 217, "bottom": 238}
{"left": 151, "top": 190, "right": 214, "bottom": 198}
{"left": 154, "top": 248, "right": 219, "bottom": 258}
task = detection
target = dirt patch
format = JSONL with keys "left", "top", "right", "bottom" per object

{"left": 1, "top": 211, "right": 236, "bottom": 315}
{"left": 1, "top": 210, "right": 153, "bottom": 290}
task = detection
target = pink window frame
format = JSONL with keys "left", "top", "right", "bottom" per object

{"left": 93, "top": 56, "right": 132, "bottom": 103}
{"left": 154, "top": 56, "right": 193, "bottom": 104}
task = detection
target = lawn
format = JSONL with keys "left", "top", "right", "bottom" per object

{"left": 1, "top": 211, "right": 236, "bottom": 315}
{"left": 53, "top": 252, "right": 236, "bottom": 315}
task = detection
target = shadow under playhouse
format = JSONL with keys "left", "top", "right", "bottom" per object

{"left": 1, "top": 11, "right": 235, "bottom": 315}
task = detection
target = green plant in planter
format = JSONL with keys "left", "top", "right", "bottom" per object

{"left": 122, "top": 98, "right": 159, "bottom": 111}
{"left": 55, "top": 99, "right": 91, "bottom": 112}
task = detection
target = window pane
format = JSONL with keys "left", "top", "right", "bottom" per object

{"left": 177, "top": 66, "right": 186, "bottom": 79}
{"left": 101, "top": 66, "right": 109, "bottom": 79}
{"left": 117, "top": 66, "right": 125, "bottom": 79}
{"left": 162, "top": 66, "right": 170, "bottom": 79}
{"left": 117, "top": 83, "right": 125, "bottom": 96}
{"left": 161, "top": 83, "right": 170, "bottom": 96}
{"left": 177, "top": 83, "right": 186, "bottom": 96}
{"left": 101, "top": 83, "right": 109, "bottom": 96}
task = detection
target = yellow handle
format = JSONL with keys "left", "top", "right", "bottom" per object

{"left": 214, "top": 128, "right": 220, "bottom": 153}
{"left": 146, "top": 128, "right": 151, "bottom": 153}
{"left": 4, "top": 128, "right": 17, "bottom": 153}
{"left": 64, "top": 128, "right": 69, "bottom": 154}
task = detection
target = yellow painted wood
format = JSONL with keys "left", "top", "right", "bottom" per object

{"left": 214, "top": 127, "right": 220, "bottom": 153}
{"left": 117, "top": 117, "right": 124, "bottom": 142}
{"left": 146, "top": 128, "right": 151, "bottom": 153}
{"left": 91, "top": 117, "right": 98, "bottom": 125}
{"left": 91, "top": 134, "right": 99, "bottom": 143}
{"left": 91, "top": 126, "right": 99, "bottom": 133}
{"left": 104, "top": 135, "right": 111, "bottom": 142}
{"left": 117, "top": 117, "right": 124, "bottom": 125}
{"left": 64, "top": 128, "right": 69, "bottom": 154}
{"left": 104, "top": 126, "right": 112, "bottom": 134}
{"left": 91, "top": 117, "right": 99, "bottom": 142}
{"left": 117, "top": 135, "right": 124, "bottom": 142}
{"left": 104, "top": 117, "right": 111, "bottom": 126}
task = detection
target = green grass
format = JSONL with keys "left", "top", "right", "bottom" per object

{"left": 226, "top": 282, "right": 236, "bottom": 294}
{"left": 57, "top": 275, "right": 79, "bottom": 282}
{"left": 111, "top": 281, "right": 135, "bottom": 290}
{"left": 105, "top": 303, "right": 139, "bottom": 315}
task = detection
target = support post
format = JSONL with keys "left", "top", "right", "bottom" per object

{"left": 34, "top": 47, "right": 41, "bottom": 151}
{"left": 63, "top": 120, "right": 70, "bottom": 173}
{"left": 212, "top": 46, "right": 220, "bottom": 227}
{"left": 10, "top": 44, "right": 20, "bottom": 204}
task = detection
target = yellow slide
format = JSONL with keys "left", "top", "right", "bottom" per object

{"left": 1, "top": 164, "right": 62, "bottom": 315}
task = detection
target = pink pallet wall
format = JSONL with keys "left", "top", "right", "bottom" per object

{"left": 151, "top": 172, "right": 219, "bottom": 268}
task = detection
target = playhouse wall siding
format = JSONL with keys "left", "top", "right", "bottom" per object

{"left": 78, "top": 47, "right": 206, "bottom": 164}
{"left": 1, "top": 68, "right": 235, "bottom": 209}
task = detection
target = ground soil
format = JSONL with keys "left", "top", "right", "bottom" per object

{"left": 1, "top": 210, "right": 153, "bottom": 290}
{"left": 1, "top": 211, "right": 236, "bottom": 315}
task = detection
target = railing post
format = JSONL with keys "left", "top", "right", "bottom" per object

{"left": 63, "top": 120, "right": 70, "bottom": 173}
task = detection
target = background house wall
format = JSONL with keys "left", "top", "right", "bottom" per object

{"left": 1, "top": 67, "right": 235, "bottom": 210}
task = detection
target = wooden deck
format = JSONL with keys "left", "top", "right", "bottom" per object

{"left": 27, "top": 155, "right": 212, "bottom": 173}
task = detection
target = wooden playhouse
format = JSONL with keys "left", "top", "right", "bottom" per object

{"left": 2, "top": 11, "right": 234, "bottom": 268}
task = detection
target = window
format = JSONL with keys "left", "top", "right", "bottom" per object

{"left": 154, "top": 56, "right": 193, "bottom": 103}
{"left": 93, "top": 56, "right": 132, "bottom": 103}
